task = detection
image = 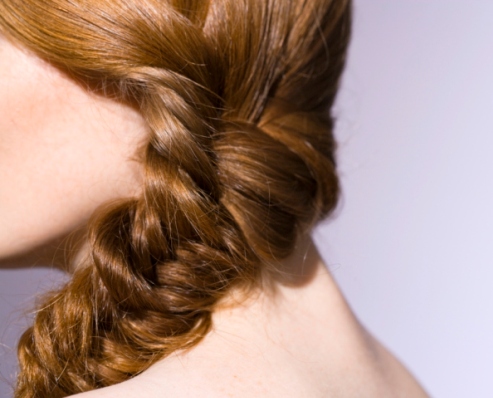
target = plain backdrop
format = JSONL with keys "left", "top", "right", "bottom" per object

{"left": 2, "top": 1, "right": 493, "bottom": 397}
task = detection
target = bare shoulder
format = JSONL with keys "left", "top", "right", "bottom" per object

{"left": 68, "top": 341, "right": 429, "bottom": 398}
{"left": 68, "top": 318, "right": 429, "bottom": 398}
{"left": 69, "top": 261, "right": 429, "bottom": 398}
{"left": 68, "top": 381, "right": 145, "bottom": 398}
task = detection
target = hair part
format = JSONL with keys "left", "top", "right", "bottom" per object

{"left": 0, "top": 0, "right": 351, "bottom": 396}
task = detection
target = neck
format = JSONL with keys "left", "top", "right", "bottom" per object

{"left": 214, "top": 232, "right": 338, "bottom": 308}
{"left": 137, "top": 234, "right": 379, "bottom": 386}
{"left": 140, "top": 234, "right": 372, "bottom": 374}
{"left": 90, "top": 235, "right": 430, "bottom": 398}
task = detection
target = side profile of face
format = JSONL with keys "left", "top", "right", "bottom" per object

{"left": 0, "top": 34, "right": 147, "bottom": 267}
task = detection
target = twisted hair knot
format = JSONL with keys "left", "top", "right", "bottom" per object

{"left": 0, "top": 0, "right": 351, "bottom": 396}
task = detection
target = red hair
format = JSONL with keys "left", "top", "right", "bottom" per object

{"left": 0, "top": 0, "right": 351, "bottom": 396}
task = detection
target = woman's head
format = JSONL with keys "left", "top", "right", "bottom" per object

{"left": 1, "top": 0, "right": 348, "bottom": 264}
{"left": 0, "top": 0, "right": 350, "bottom": 396}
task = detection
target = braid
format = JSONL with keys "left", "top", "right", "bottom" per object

{"left": 0, "top": 0, "right": 351, "bottom": 396}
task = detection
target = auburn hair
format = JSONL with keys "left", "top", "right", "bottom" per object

{"left": 0, "top": 0, "right": 351, "bottom": 396}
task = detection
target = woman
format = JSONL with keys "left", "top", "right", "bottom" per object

{"left": 0, "top": 0, "right": 429, "bottom": 396}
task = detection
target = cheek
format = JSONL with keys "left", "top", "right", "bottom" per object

{"left": 0, "top": 66, "right": 145, "bottom": 263}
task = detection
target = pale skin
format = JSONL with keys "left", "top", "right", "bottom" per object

{"left": 0, "top": 33, "right": 145, "bottom": 268}
{"left": 0, "top": 34, "right": 429, "bottom": 397}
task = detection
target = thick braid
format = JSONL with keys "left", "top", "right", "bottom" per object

{"left": 0, "top": 0, "right": 351, "bottom": 396}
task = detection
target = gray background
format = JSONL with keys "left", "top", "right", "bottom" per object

{"left": 2, "top": 1, "right": 493, "bottom": 397}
